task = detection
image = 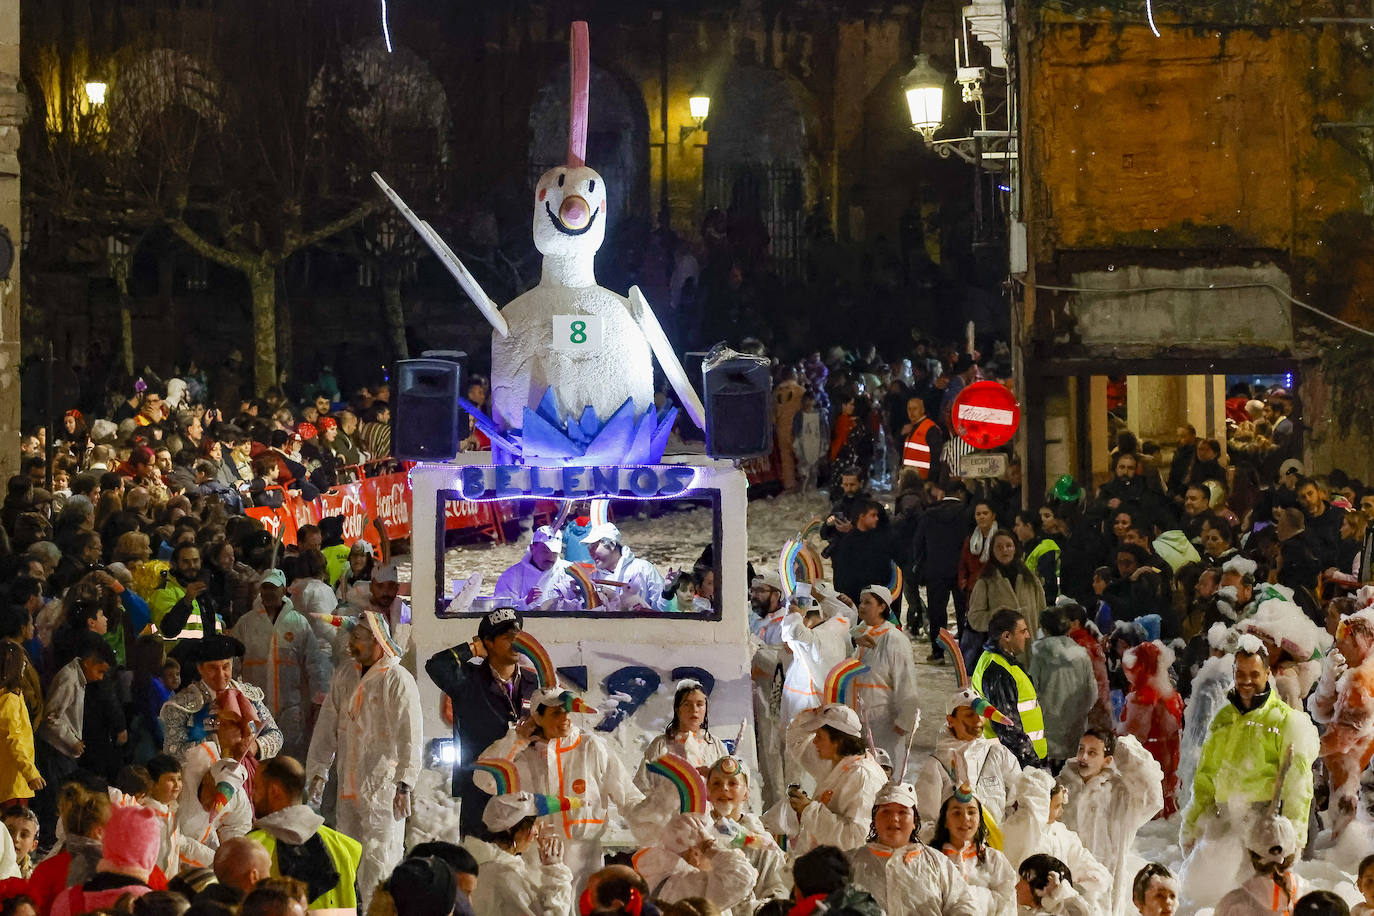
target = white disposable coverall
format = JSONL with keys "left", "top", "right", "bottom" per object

{"left": 480, "top": 723, "right": 646, "bottom": 891}
{"left": 845, "top": 842, "right": 979, "bottom": 916}
{"left": 714, "top": 811, "right": 789, "bottom": 913}
{"left": 780, "top": 611, "right": 853, "bottom": 728}
{"left": 916, "top": 727, "right": 1021, "bottom": 842}
{"left": 174, "top": 742, "right": 252, "bottom": 869}
{"left": 779, "top": 713, "right": 886, "bottom": 855}
{"left": 231, "top": 598, "right": 333, "bottom": 761}
{"left": 493, "top": 553, "right": 580, "bottom": 611}
{"left": 1057, "top": 733, "right": 1163, "bottom": 916}
{"left": 1214, "top": 871, "right": 1303, "bottom": 916}
{"left": 940, "top": 843, "right": 1016, "bottom": 916}
{"left": 305, "top": 652, "right": 422, "bottom": 912}
{"left": 854, "top": 622, "right": 922, "bottom": 766}
{"left": 594, "top": 548, "right": 665, "bottom": 612}
{"left": 1000, "top": 768, "right": 1112, "bottom": 915}
{"left": 751, "top": 608, "right": 788, "bottom": 807}
{"left": 466, "top": 843, "right": 574, "bottom": 916}
{"left": 633, "top": 843, "right": 757, "bottom": 915}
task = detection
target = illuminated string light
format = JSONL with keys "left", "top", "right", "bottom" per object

{"left": 380, "top": 0, "right": 393, "bottom": 52}
{"left": 1146, "top": 0, "right": 1161, "bottom": 37}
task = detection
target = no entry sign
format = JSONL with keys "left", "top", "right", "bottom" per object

{"left": 951, "top": 380, "right": 1021, "bottom": 449}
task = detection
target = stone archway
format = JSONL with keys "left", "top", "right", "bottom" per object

{"left": 529, "top": 63, "right": 650, "bottom": 223}
{"left": 701, "top": 64, "right": 819, "bottom": 280}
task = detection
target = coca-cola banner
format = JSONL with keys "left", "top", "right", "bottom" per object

{"left": 245, "top": 471, "right": 507, "bottom": 547}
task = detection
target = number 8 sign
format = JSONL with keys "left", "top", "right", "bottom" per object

{"left": 551, "top": 315, "right": 604, "bottom": 352}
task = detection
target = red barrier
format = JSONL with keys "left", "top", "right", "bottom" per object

{"left": 243, "top": 472, "right": 567, "bottom": 547}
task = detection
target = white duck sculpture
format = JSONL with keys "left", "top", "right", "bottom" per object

{"left": 373, "top": 21, "right": 704, "bottom": 462}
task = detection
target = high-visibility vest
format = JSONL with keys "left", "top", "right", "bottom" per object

{"left": 322, "top": 544, "right": 351, "bottom": 588}
{"left": 1024, "top": 538, "right": 1061, "bottom": 580}
{"left": 249, "top": 824, "right": 362, "bottom": 910}
{"left": 971, "top": 650, "right": 1047, "bottom": 759}
{"left": 902, "top": 418, "right": 938, "bottom": 478}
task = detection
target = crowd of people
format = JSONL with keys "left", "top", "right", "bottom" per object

{"left": 0, "top": 338, "right": 1371, "bottom": 916}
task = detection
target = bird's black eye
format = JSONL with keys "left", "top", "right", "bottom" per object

{"left": 558, "top": 174, "right": 565, "bottom": 187}
{"left": 588, "top": 180, "right": 596, "bottom": 193}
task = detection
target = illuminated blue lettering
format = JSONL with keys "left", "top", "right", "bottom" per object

{"left": 660, "top": 466, "right": 696, "bottom": 495}
{"left": 494, "top": 466, "right": 523, "bottom": 497}
{"left": 460, "top": 466, "right": 486, "bottom": 499}
{"left": 627, "top": 467, "right": 659, "bottom": 497}
{"left": 562, "top": 466, "right": 591, "bottom": 497}
{"left": 527, "top": 466, "right": 556, "bottom": 497}
{"left": 591, "top": 466, "right": 619, "bottom": 494}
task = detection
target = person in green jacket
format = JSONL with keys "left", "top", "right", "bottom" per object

{"left": 249, "top": 755, "right": 362, "bottom": 910}
{"left": 1178, "top": 634, "right": 1318, "bottom": 912}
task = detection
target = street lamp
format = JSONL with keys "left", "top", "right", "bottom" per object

{"left": 85, "top": 81, "right": 108, "bottom": 106}
{"left": 681, "top": 87, "right": 710, "bottom": 144}
{"left": 688, "top": 90, "right": 710, "bottom": 126}
{"left": 900, "top": 55, "right": 944, "bottom": 143}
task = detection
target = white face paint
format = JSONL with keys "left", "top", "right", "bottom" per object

{"left": 532, "top": 165, "right": 608, "bottom": 260}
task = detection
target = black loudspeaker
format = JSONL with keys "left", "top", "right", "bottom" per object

{"left": 703, "top": 349, "right": 772, "bottom": 459}
{"left": 395, "top": 354, "right": 466, "bottom": 461}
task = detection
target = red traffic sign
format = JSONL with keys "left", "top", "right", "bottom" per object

{"left": 951, "top": 380, "right": 1021, "bottom": 449}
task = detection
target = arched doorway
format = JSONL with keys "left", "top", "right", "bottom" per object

{"left": 700, "top": 63, "right": 818, "bottom": 281}
{"left": 528, "top": 64, "right": 650, "bottom": 223}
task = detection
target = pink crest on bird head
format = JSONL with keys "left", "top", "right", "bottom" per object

{"left": 567, "top": 21, "right": 590, "bottom": 168}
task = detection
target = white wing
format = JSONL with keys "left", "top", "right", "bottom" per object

{"left": 371, "top": 171, "right": 509, "bottom": 338}
{"left": 627, "top": 285, "right": 707, "bottom": 429}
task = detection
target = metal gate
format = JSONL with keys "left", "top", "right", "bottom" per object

{"left": 703, "top": 162, "right": 805, "bottom": 282}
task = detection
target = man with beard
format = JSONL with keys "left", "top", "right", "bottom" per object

{"left": 1090, "top": 452, "right": 1169, "bottom": 537}
{"left": 493, "top": 526, "right": 579, "bottom": 611}
{"left": 749, "top": 573, "right": 789, "bottom": 806}
{"left": 1179, "top": 636, "right": 1317, "bottom": 911}
{"left": 152, "top": 543, "right": 228, "bottom": 673}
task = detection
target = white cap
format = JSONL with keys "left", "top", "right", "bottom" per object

{"left": 530, "top": 687, "right": 594, "bottom": 714}
{"left": 752, "top": 572, "right": 784, "bottom": 593}
{"left": 789, "top": 583, "right": 815, "bottom": 606}
{"left": 792, "top": 703, "right": 862, "bottom": 738}
{"left": 372, "top": 563, "right": 399, "bottom": 583}
{"left": 350, "top": 539, "right": 374, "bottom": 556}
{"left": 481, "top": 791, "right": 579, "bottom": 833}
{"left": 872, "top": 748, "right": 893, "bottom": 771}
{"left": 874, "top": 782, "right": 918, "bottom": 809}
{"left": 580, "top": 522, "right": 621, "bottom": 545}
{"left": 1279, "top": 458, "right": 1304, "bottom": 478}
{"left": 861, "top": 584, "right": 893, "bottom": 607}
{"left": 532, "top": 526, "right": 563, "bottom": 548}
{"left": 1244, "top": 815, "right": 1297, "bottom": 864}
{"left": 946, "top": 686, "right": 981, "bottom": 715}
{"left": 531, "top": 687, "right": 569, "bottom": 710}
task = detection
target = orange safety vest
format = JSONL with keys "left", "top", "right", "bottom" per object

{"left": 902, "top": 418, "right": 938, "bottom": 478}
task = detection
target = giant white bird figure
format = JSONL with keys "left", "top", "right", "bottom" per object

{"left": 373, "top": 21, "right": 704, "bottom": 459}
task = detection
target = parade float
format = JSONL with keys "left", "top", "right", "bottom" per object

{"left": 375, "top": 22, "right": 760, "bottom": 831}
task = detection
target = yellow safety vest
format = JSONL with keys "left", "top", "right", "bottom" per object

{"left": 322, "top": 544, "right": 352, "bottom": 588}
{"left": 248, "top": 824, "right": 362, "bottom": 910}
{"left": 971, "top": 650, "right": 1047, "bottom": 759}
{"left": 1025, "top": 538, "right": 1061, "bottom": 580}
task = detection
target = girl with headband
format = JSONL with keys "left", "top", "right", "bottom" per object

{"left": 707, "top": 756, "right": 788, "bottom": 911}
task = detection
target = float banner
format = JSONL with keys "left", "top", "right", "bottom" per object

{"left": 454, "top": 464, "right": 699, "bottom": 501}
